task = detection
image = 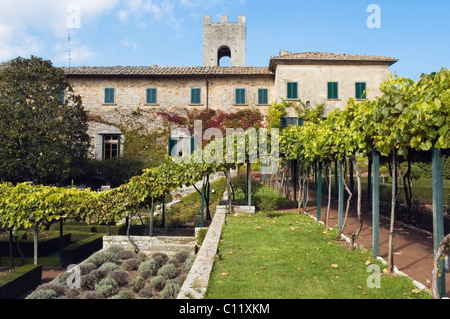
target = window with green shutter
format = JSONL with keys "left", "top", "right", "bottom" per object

{"left": 258, "top": 88, "right": 268, "bottom": 105}
{"left": 287, "top": 82, "right": 298, "bottom": 100}
{"left": 146, "top": 88, "right": 157, "bottom": 104}
{"left": 190, "top": 88, "right": 201, "bottom": 105}
{"left": 327, "top": 82, "right": 338, "bottom": 100}
{"left": 235, "top": 88, "right": 246, "bottom": 105}
{"left": 356, "top": 82, "right": 367, "bottom": 100}
{"left": 104, "top": 88, "right": 115, "bottom": 104}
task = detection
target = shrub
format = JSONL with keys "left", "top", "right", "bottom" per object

{"left": 116, "top": 249, "right": 136, "bottom": 260}
{"left": 232, "top": 174, "right": 263, "bottom": 200}
{"left": 130, "top": 276, "right": 145, "bottom": 293}
{"left": 174, "top": 273, "right": 187, "bottom": 285}
{"left": 140, "top": 269, "right": 153, "bottom": 280}
{"left": 110, "top": 290, "right": 135, "bottom": 299}
{"left": 138, "top": 259, "right": 158, "bottom": 275}
{"left": 184, "top": 257, "right": 194, "bottom": 272}
{"left": 95, "top": 278, "right": 118, "bottom": 298}
{"left": 80, "top": 274, "right": 98, "bottom": 290}
{"left": 86, "top": 250, "right": 116, "bottom": 266}
{"left": 152, "top": 252, "right": 169, "bottom": 264}
{"left": 84, "top": 291, "right": 104, "bottom": 299}
{"left": 66, "top": 289, "right": 80, "bottom": 299}
{"left": 121, "top": 258, "right": 140, "bottom": 271}
{"left": 167, "top": 258, "right": 179, "bottom": 267}
{"left": 90, "top": 269, "right": 108, "bottom": 281}
{"left": 106, "top": 245, "right": 124, "bottom": 255}
{"left": 79, "top": 262, "right": 98, "bottom": 276}
{"left": 174, "top": 250, "right": 191, "bottom": 263}
{"left": 136, "top": 252, "right": 147, "bottom": 261}
{"left": 52, "top": 271, "right": 71, "bottom": 287}
{"left": 27, "top": 289, "right": 57, "bottom": 299}
{"left": 99, "top": 262, "right": 119, "bottom": 272}
{"left": 163, "top": 280, "right": 181, "bottom": 299}
{"left": 258, "top": 195, "right": 278, "bottom": 213}
{"left": 150, "top": 275, "right": 166, "bottom": 291}
{"left": 109, "top": 270, "right": 130, "bottom": 286}
{"left": 33, "top": 283, "right": 66, "bottom": 298}
{"left": 139, "top": 285, "right": 153, "bottom": 298}
{"left": 157, "top": 263, "right": 178, "bottom": 280}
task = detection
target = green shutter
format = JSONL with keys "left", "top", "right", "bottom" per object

{"left": 236, "top": 88, "right": 246, "bottom": 105}
{"left": 258, "top": 88, "right": 268, "bottom": 105}
{"left": 190, "top": 136, "right": 197, "bottom": 154}
{"left": 147, "top": 88, "right": 157, "bottom": 104}
{"left": 168, "top": 136, "right": 176, "bottom": 156}
{"left": 298, "top": 117, "right": 304, "bottom": 126}
{"left": 281, "top": 117, "right": 287, "bottom": 128}
{"left": 356, "top": 82, "right": 366, "bottom": 100}
{"left": 191, "top": 88, "right": 201, "bottom": 104}
{"left": 328, "top": 82, "right": 338, "bottom": 99}
{"left": 287, "top": 82, "right": 298, "bottom": 99}
{"left": 105, "top": 88, "right": 115, "bottom": 104}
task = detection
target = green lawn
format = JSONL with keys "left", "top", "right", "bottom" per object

{"left": 205, "top": 212, "right": 431, "bottom": 299}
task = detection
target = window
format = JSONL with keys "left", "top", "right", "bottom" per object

{"left": 190, "top": 88, "right": 201, "bottom": 105}
{"left": 281, "top": 117, "right": 303, "bottom": 128}
{"left": 258, "top": 88, "right": 269, "bottom": 105}
{"left": 235, "top": 88, "right": 246, "bottom": 105}
{"left": 327, "top": 82, "right": 339, "bottom": 100}
{"left": 287, "top": 82, "right": 298, "bottom": 100}
{"left": 356, "top": 82, "right": 367, "bottom": 100}
{"left": 104, "top": 88, "right": 115, "bottom": 104}
{"left": 103, "top": 135, "right": 120, "bottom": 160}
{"left": 146, "top": 88, "right": 157, "bottom": 105}
{"left": 168, "top": 136, "right": 197, "bottom": 157}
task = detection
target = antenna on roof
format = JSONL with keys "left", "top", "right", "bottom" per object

{"left": 68, "top": 33, "right": 72, "bottom": 69}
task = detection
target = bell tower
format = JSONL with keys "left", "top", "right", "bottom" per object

{"left": 202, "top": 15, "right": 246, "bottom": 67}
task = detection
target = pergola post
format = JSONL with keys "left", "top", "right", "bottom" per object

{"left": 372, "top": 149, "right": 380, "bottom": 257}
{"left": 432, "top": 143, "right": 445, "bottom": 298}
{"left": 338, "top": 161, "right": 344, "bottom": 229}
{"left": 317, "top": 162, "right": 323, "bottom": 222}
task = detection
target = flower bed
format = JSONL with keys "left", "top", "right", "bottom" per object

{"left": 26, "top": 245, "right": 194, "bottom": 299}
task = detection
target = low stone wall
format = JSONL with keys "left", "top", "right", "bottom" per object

{"left": 103, "top": 235, "right": 196, "bottom": 255}
{"left": 177, "top": 206, "right": 227, "bottom": 299}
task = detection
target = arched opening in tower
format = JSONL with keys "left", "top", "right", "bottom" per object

{"left": 218, "top": 46, "right": 232, "bottom": 67}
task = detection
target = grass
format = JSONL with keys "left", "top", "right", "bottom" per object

{"left": 155, "top": 177, "right": 228, "bottom": 227}
{"left": 232, "top": 181, "right": 294, "bottom": 207}
{"left": 205, "top": 212, "right": 432, "bottom": 299}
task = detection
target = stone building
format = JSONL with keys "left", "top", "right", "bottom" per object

{"left": 63, "top": 15, "right": 398, "bottom": 160}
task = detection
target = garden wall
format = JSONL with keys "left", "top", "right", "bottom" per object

{"left": 102, "top": 235, "right": 196, "bottom": 255}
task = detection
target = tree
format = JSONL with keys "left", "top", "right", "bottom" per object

{"left": 0, "top": 56, "right": 90, "bottom": 184}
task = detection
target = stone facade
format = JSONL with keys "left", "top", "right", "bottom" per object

{"left": 63, "top": 16, "right": 398, "bottom": 161}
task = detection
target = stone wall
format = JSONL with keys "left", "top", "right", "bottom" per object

{"left": 102, "top": 235, "right": 196, "bottom": 256}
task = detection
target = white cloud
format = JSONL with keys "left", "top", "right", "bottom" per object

{"left": 52, "top": 44, "right": 98, "bottom": 65}
{"left": 117, "top": 0, "right": 180, "bottom": 30}
{"left": 0, "top": 0, "right": 119, "bottom": 61}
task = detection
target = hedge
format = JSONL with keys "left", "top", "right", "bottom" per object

{"left": 0, "top": 265, "right": 42, "bottom": 299}
{"left": 62, "top": 233, "right": 104, "bottom": 265}
{"left": 0, "top": 233, "right": 71, "bottom": 257}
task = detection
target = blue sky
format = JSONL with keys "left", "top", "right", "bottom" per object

{"left": 0, "top": 0, "right": 448, "bottom": 79}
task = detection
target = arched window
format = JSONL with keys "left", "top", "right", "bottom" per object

{"left": 218, "top": 46, "right": 231, "bottom": 67}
